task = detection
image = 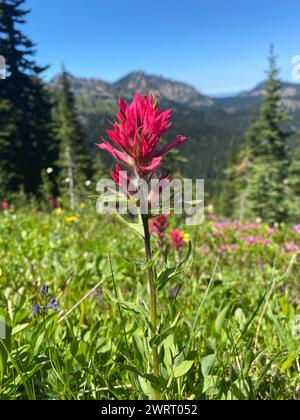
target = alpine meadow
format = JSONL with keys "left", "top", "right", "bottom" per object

{"left": 0, "top": 0, "right": 300, "bottom": 403}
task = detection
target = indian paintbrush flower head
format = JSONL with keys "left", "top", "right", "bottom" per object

{"left": 170, "top": 229, "right": 185, "bottom": 251}
{"left": 1, "top": 200, "right": 10, "bottom": 210}
{"left": 150, "top": 214, "right": 170, "bottom": 245}
{"left": 97, "top": 92, "right": 187, "bottom": 180}
{"left": 48, "top": 197, "right": 61, "bottom": 209}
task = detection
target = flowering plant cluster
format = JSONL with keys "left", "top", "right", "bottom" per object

{"left": 206, "top": 216, "right": 300, "bottom": 255}
{"left": 150, "top": 214, "right": 190, "bottom": 251}
{"left": 29, "top": 285, "right": 58, "bottom": 320}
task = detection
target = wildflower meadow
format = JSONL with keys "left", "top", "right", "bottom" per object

{"left": 1, "top": 93, "right": 300, "bottom": 401}
{"left": 1, "top": 202, "right": 300, "bottom": 400}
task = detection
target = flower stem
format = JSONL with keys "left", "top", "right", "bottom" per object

{"left": 142, "top": 214, "right": 161, "bottom": 400}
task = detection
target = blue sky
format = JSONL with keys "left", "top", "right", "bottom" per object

{"left": 25, "top": 0, "right": 300, "bottom": 96}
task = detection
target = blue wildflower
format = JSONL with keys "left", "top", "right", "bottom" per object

{"left": 40, "top": 285, "right": 49, "bottom": 296}
{"left": 50, "top": 297, "right": 58, "bottom": 311}
{"left": 29, "top": 303, "right": 41, "bottom": 319}
{"left": 28, "top": 288, "right": 59, "bottom": 321}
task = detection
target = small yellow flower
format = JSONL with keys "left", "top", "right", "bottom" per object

{"left": 207, "top": 204, "right": 214, "bottom": 214}
{"left": 66, "top": 216, "right": 78, "bottom": 223}
{"left": 80, "top": 202, "right": 86, "bottom": 209}
{"left": 55, "top": 208, "right": 63, "bottom": 215}
{"left": 183, "top": 233, "right": 191, "bottom": 243}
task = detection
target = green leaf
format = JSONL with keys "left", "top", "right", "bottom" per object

{"left": 174, "top": 360, "right": 194, "bottom": 378}
{"left": 203, "top": 375, "right": 219, "bottom": 395}
{"left": 149, "top": 326, "right": 177, "bottom": 348}
{"left": 201, "top": 354, "right": 217, "bottom": 377}
{"left": 115, "top": 212, "right": 144, "bottom": 239}
{"left": 0, "top": 313, "right": 11, "bottom": 384}
{"left": 12, "top": 323, "right": 30, "bottom": 336}
{"left": 215, "top": 304, "right": 231, "bottom": 335}
{"left": 156, "top": 242, "right": 192, "bottom": 291}
{"left": 280, "top": 352, "right": 297, "bottom": 373}
{"left": 104, "top": 288, "right": 146, "bottom": 316}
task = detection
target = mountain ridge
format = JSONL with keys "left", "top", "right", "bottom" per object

{"left": 50, "top": 71, "right": 300, "bottom": 193}
{"left": 50, "top": 70, "right": 300, "bottom": 110}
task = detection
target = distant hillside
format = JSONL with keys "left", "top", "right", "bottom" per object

{"left": 50, "top": 72, "right": 300, "bottom": 193}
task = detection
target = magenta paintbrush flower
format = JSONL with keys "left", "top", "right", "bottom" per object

{"left": 97, "top": 92, "right": 187, "bottom": 179}
{"left": 1, "top": 200, "right": 10, "bottom": 210}
{"left": 150, "top": 214, "right": 170, "bottom": 245}
{"left": 170, "top": 229, "right": 185, "bottom": 251}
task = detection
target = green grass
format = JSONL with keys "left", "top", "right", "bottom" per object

{"left": 0, "top": 206, "right": 299, "bottom": 400}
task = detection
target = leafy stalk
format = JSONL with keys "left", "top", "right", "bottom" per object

{"left": 142, "top": 214, "right": 161, "bottom": 400}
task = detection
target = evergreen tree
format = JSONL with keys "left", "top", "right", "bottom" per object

{"left": 245, "top": 46, "right": 290, "bottom": 223}
{"left": 0, "top": 0, "right": 57, "bottom": 197}
{"left": 288, "top": 135, "right": 300, "bottom": 220}
{"left": 54, "top": 69, "right": 92, "bottom": 209}
{"left": 220, "top": 142, "right": 251, "bottom": 220}
{"left": 219, "top": 143, "right": 240, "bottom": 217}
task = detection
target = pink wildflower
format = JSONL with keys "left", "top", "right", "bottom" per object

{"left": 294, "top": 225, "right": 300, "bottom": 235}
{"left": 243, "top": 236, "right": 259, "bottom": 245}
{"left": 97, "top": 92, "right": 187, "bottom": 179}
{"left": 170, "top": 229, "right": 185, "bottom": 251}
{"left": 207, "top": 215, "right": 223, "bottom": 221}
{"left": 219, "top": 244, "right": 239, "bottom": 253}
{"left": 1, "top": 200, "right": 10, "bottom": 210}
{"left": 285, "top": 243, "right": 300, "bottom": 252}
{"left": 150, "top": 215, "right": 170, "bottom": 245}
{"left": 243, "top": 235, "right": 270, "bottom": 246}
{"left": 238, "top": 222, "right": 260, "bottom": 232}
{"left": 213, "top": 221, "right": 232, "bottom": 229}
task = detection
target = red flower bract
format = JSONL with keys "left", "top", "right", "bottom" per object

{"left": 97, "top": 92, "right": 187, "bottom": 179}
{"left": 170, "top": 229, "right": 185, "bottom": 251}
{"left": 1, "top": 200, "right": 10, "bottom": 210}
{"left": 150, "top": 214, "right": 170, "bottom": 244}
